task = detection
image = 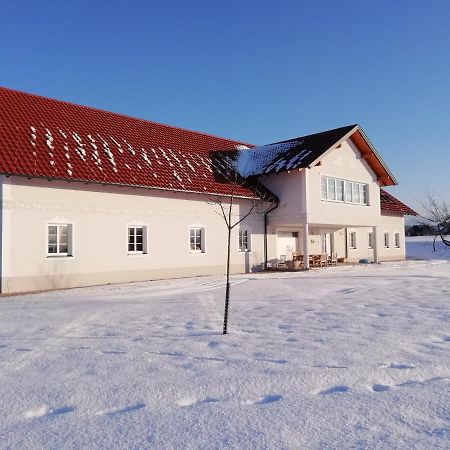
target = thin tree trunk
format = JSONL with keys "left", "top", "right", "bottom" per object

{"left": 223, "top": 226, "right": 231, "bottom": 334}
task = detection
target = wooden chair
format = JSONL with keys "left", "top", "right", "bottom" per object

{"left": 320, "top": 252, "right": 328, "bottom": 267}
{"left": 330, "top": 252, "right": 338, "bottom": 266}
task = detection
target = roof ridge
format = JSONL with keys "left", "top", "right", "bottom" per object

{"left": 0, "top": 85, "right": 253, "bottom": 148}
{"left": 269, "top": 124, "right": 359, "bottom": 145}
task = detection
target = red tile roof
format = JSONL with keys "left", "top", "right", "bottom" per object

{"left": 380, "top": 189, "right": 417, "bottom": 216}
{"left": 0, "top": 87, "right": 261, "bottom": 198}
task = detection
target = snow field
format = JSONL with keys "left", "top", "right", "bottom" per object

{"left": 0, "top": 239, "right": 449, "bottom": 449}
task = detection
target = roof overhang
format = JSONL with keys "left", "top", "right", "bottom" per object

{"left": 350, "top": 127, "right": 397, "bottom": 186}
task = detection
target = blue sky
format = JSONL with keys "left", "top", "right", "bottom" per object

{"left": 1, "top": 0, "right": 449, "bottom": 211}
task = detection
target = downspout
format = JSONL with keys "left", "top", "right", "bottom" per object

{"left": 264, "top": 201, "right": 279, "bottom": 270}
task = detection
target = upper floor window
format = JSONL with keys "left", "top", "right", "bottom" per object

{"left": 239, "top": 229, "right": 251, "bottom": 252}
{"left": 128, "top": 226, "right": 147, "bottom": 254}
{"left": 321, "top": 176, "right": 369, "bottom": 205}
{"left": 48, "top": 224, "right": 73, "bottom": 256}
{"left": 190, "top": 227, "right": 205, "bottom": 253}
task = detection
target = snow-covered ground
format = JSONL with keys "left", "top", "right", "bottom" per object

{"left": 0, "top": 239, "right": 449, "bottom": 449}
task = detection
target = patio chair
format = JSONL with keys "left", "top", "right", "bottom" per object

{"left": 320, "top": 252, "right": 328, "bottom": 267}
{"left": 276, "top": 255, "right": 287, "bottom": 269}
{"left": 330, "top": 252, "right": 337, "bottom": 266}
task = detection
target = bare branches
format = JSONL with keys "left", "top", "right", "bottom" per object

{"left": 419, "top": 193, "right": 450, "bottom": 224}
{"left": 419, "top": 193, "right": 450, "bottom": 249}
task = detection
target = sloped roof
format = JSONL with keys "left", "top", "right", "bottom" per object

{"left": 0, "top": 87, "right": 264, "bottom": 199}
{"left": 380, "top": 189, "right": 417, "bottom": 216}
{"left": 234, "top": 124, "right": 397, "bottom": 186}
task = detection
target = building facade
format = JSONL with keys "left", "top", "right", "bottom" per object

{"left": 0, "top": 87, "right": 416, "bottom": 293}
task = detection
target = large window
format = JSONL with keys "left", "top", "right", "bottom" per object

{"left": 239, "top": 229, "right": 250, "bottom": 252}
{"left": 321, "top": 176, "right": 369, "bottom": 205}
{"left": 48, "top": 224, "right": 72, "bottom": 256}
{"left": 128, "top": 226, "right": 147, "bottom": 254}
{"left": 190, "top": 227, "right": 205, "bottom": 253}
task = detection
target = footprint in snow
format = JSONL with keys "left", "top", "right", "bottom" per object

{"left": 208, "top": 340, "right": 220, "bottom": 348}
{"left": 101, "top": 350, "right": 126, "bottom": 355}
{"left": 25, "top": 405, "right": 75, "bottom": 419}
{"left": 389, "top": 363, "right": 415, "bottom": 370}
{"left": 255, "top": 358, "right": 288, "bottom": 364}
{"left": 371, "top": 384, "right": 390, "bottom": 392}
{"left": 15, "top": 348, "right": 33, "bottom": 352}
{"left": 106, "top": 403, "right": 146, "bottom": 415}
{"left": 443, "top": 336, "right": 450, "bottom": 342}
{"left": 319, "top": 385, "right": 350, "bottom": 395}
{"left": 244, "top": 394, "right": 283, "bottom": 405}
{"left": 177, "top": 397, "right": 219, "bottom": 407}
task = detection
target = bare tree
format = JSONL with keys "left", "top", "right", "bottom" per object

{"left": 208, "top": 153, "right": 276, "bottom": 334}
{"left": 419, "top": 193, "right": 450, "bottom": 249}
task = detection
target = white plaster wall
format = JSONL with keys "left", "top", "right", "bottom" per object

{"left": 377, "top": 214, "right": 406, "bottom": 261}
{"left": 346, "top": 227, "right": 375, "bottom": 262}
{"left": 260, "top": 171, "right": 307, "bottom": 226}
{"left": 307, "top": 138, "right": 382, "bottom": 227}
{"left": 1, "top": 177, "right": 267, "bottom": 293}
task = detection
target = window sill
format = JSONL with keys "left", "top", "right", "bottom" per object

{"left": 127, "top": 252, "right": 148, "bottom": 257}
{"left": 189, "top": 251, "right": 206, "bottom": 255}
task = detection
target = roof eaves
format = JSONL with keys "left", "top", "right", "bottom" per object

{"left": 357, "top": 126, "right": 398, "bottom": 185}
{"left": 1, "top": 172, "right": 266, "bottom": 201}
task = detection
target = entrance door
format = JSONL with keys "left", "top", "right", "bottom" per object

{"left": 277, "top": 231, "right": 299, "bottom": 260}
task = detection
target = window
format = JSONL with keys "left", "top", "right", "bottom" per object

{"left": 384, "top": 232, "right": 390, "bottom": 248}
{"left": 239, "top": 229, "right": 250, "bottom": 252}
{"left": 128, "top": 226, "right": 147, "bottom": 254}
{"left": 349, "top": 232, "right": 357, "bottom": 249}
{"left": 368, "top": 232, "right": 374, "bottom": 249}
{"left": 190, "top": 227, "right": 205, "bottom": 253}
{"left": 48, "top": 224, "right": 72, "bottom": 256}
{"left": 321, "top": 176, "right": 369, "bottom": 205}
{"left": 395, "top": 233, "right": 400, "bottom": 248}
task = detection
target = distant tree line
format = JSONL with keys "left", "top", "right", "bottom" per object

{"left": 405, "top": 224, "right": 437, "bottom": 236}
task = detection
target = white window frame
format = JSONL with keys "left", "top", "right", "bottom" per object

{"left": 189, "top": 227, "right": 206, "bottom": 254}
{"left": 46, "top": 222, "right": 74, "bottom": 257}
{"left": 127, "top": 224, "right": 148, "bottom": 255}
{"left": 349, "top": 231, "right": 357, "bottom": 249}
{"left": 395, "top": 233, "right": 400, "bottom": 248}
{"left": 239, "top": 229, "right": 251, "bottom": 252}
{"left": 321, "top": 176, "right": 369, "bottom": 206}
{"left": 384, "top": 232, "right": 390, "bottom": 248}
{"left": 368, "top": 232, "right": 374, "bottom": 249}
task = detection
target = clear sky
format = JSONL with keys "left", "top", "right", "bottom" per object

{"left": 1, "top": 0, "right": 449, "bottom": 212}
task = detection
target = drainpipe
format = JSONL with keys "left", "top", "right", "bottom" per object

{"left": 264, "top": 201, "right": 279, "bottom": 270}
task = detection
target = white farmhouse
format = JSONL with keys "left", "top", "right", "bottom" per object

{"left": 0, "top": 87, "right": 416, "bottom": 293}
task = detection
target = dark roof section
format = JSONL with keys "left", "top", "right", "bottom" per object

{"left": 380, "top": 189, "right": 418, "bottom": 216}
{"left": 234, "top": 124, "right": 397, "bottom": 187}
{"left": 236, "top": 125, "right": 357, "bottom": 177}
{"left": 0, "top": 86, "right": 265, "bottom": 199}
